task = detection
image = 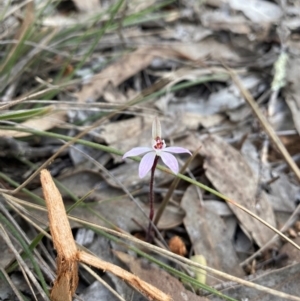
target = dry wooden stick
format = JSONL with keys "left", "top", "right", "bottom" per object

{"left": 40, "top": 169, "right": 171, "bottom": 301}
{"left": 40, "top": 170, "right": 78, "bottom": 301}
{"left": 78, "top": 251, "right": 171, "bottom": 301}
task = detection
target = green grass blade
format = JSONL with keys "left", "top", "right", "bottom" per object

{"left": 0, "top": 212, "right": 49, "bottom": 296}
{"left": 0, "top": 106, "right": 53, "bottom": 121}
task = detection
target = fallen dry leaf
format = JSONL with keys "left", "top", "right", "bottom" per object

{"left": 181, "top": 112, "right": 225, "bottom": 130}
{"left": 95, "top": 116, "right": 153, "bottom": 151}
{"left": 77, "top": 40, "right": 241, "bottom": 104}
{"left": 267, "top": 174, "right": 298, "bottom": 213}
{"left": 209, "top": 262, "right": 300, "bottom": 301}
{"left": 72, "top": 0, "right": 101, "bottom": 12}
{"left": 172, "top": 37, "right": 241, "bottom": 63}
{"left": 201, "top": 11, "right": 251, "bottom": 35}
{"left": 199, "top": 135, "right": 276, "bottom": 247}
{"left": 181, "top": 185, "right": 244, "bottom": 285}
{"left": 279, "top": 237, "right": 300, "bottom": 267}
{"left": 0, "top": 109, "right": 66, "bottom": 138}
{"left": 207, "top": 75, "right": 264, "bottom": 115}
{"left": 116, "top": 251, "right": 210, "bottom": 301}
{"left": 76, "top": 47, "right": 173, "bottom": 103}
{"left": 229, "top": 0, "right": 282, "bottom": 24}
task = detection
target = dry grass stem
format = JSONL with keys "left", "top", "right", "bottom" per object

{"left": 230, "top": 70, "right": 300, "bottom": 182}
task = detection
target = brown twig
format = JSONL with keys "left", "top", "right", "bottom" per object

{"left": 40, "top": 169, "right": 171, "bottom": 301}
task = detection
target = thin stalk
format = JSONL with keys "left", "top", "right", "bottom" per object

{"left": 146, "top": 156, "right": 159, "bottom": 241}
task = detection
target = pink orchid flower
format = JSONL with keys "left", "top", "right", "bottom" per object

{"left": 123, "top": 118, "right": 191, "bottom": 178}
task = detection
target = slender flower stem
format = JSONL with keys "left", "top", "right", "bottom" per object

{"left": 146, "top": 155, "right": 159, "bottom": 241}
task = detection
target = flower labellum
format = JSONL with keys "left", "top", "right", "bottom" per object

{"left": 123, "top": 117, "right": 192, "bottom": 178}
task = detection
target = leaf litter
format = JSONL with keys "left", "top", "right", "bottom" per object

{"left": 1, "top": 0, "right": 300, "bottom": 300}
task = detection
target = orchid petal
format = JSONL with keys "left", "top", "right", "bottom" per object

{"left": 122, "top": 147, "right": 152, "bottom": 159}
{"left": 160, "top": 152, "right": 179, "bottom": 174}
{"left": 164, "top": 146, "right": 192, "bottom": 155}
{"left": 139, "top": 151, "right": 156, "bottom": 178}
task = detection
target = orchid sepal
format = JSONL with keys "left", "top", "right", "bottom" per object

{"left": 163, "top": 146, "right": 192, "bottom": 155}
{"left": 139, "top": 152, "right": 156, "bottom": 178}
{"left": 122, "top": 147, "right": 152, "bottom": 159}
